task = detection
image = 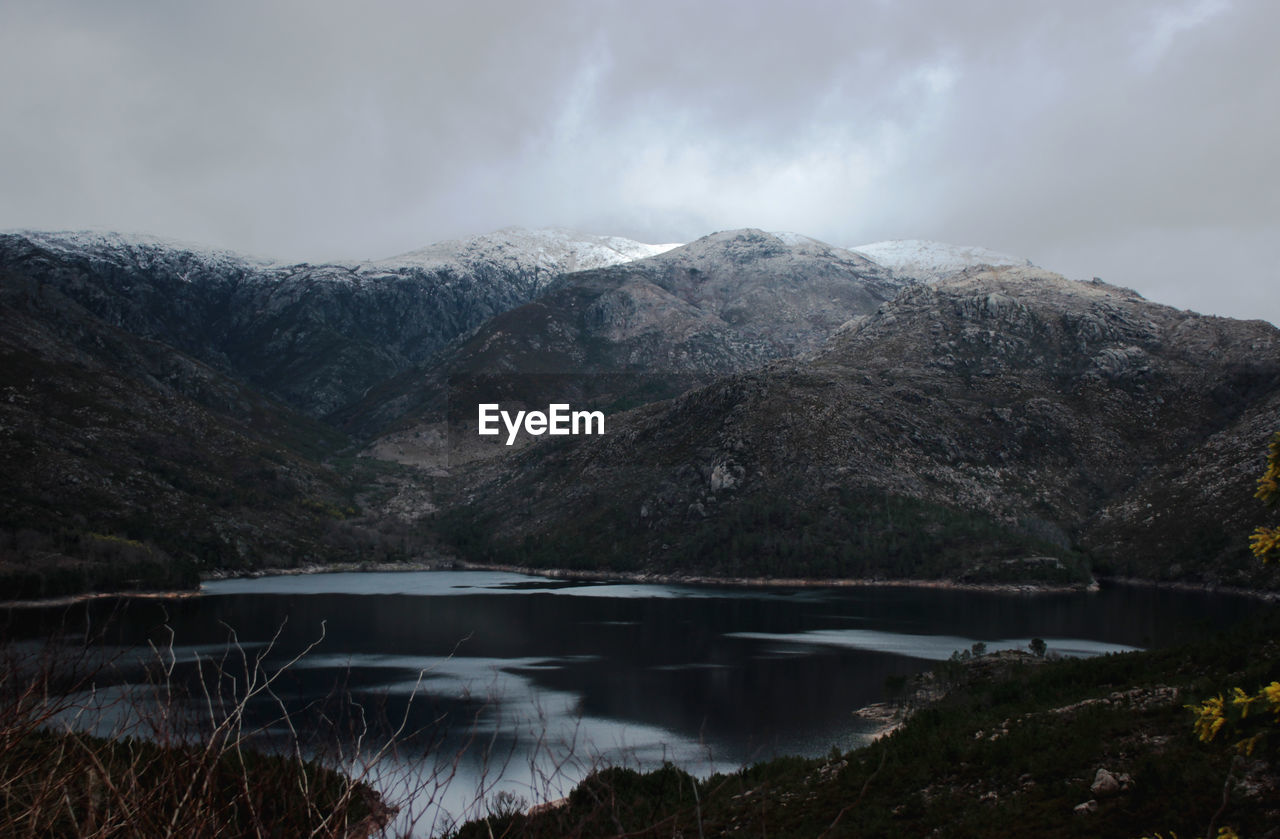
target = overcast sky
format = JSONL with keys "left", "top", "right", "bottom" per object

{"left": 2, "top": 0, "right": 1277, "bottom": 323}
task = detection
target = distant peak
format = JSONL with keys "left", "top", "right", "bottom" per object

{"left": 658, "top": 229, "right": 882, "bottom": 271}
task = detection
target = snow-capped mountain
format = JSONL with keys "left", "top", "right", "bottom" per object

{"left": 341, "top": 228, "right": 900, "bottom": 439}
{"left": 4, "top": 222, "right": 1280, "bottom": 598}
{"left": 11, "top": 229, "right": 282, "bottom": 272}
{"left": 850, "top": 239, "right": 1033, "bottom": 284}
{"left": 372, "top": 227, "right": 681, "bottom": 277}
{"left": 6, "top": 226, "right": 679, "bottom": 287}
{"left": 0, "top": 227, "right": 678, "bottom": 417}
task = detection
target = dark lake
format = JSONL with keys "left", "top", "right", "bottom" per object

{"left": 1, "top": 571, "right": 1266, "bottom": 834}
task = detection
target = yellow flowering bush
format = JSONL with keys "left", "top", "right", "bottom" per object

{"left": 1187, "top": 682, "right": 1280, "bottom": 755}
{"left": 1251, "top": 431, "right": 1280, "bottom": 564}
{"left": 1156, "top": 432, "right": 1280, "bottom": 839}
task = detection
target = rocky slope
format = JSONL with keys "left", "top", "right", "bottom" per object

{"left": 342, "top": 229, "right": 902, "bottom": 459}
{"left": 441, "top": 266, "right": 1280, "bottom": 588}
{"left": 0, "top": 228, "right": 674, "bottom": 420}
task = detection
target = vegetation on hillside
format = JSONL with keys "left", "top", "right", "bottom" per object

{"left": 437, "top": 482, "right": 1092, "bottom": 585}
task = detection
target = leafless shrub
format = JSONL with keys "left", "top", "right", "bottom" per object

{"left": 0, "top": 618, "right": 468, "bottom": 838}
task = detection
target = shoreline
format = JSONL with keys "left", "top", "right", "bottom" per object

{"left": 0, "top": 559, "right": 452, "bottom": 609}
{"left": 1092, "top": 574, "right": 1280, "bottom": 602}
{"left": 0, "top": 588, "right": 204, "bottom": 610}
{"left": 5, "top": 559, "right": 1278, "bottom": 608}
{"left": 448, "top": 560, "right": 1102, "bottom": 595}
{"left": 200, "top": 558, "right": 451, "bottom": 581}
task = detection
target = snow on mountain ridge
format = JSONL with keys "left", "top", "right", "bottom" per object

{"left": 656, "top": 229, "right": 885, "bottom": 268}
{"left": 12, "top": 229, "right": 1039, "bottom": 292}
{"left": 371, "top": 227, "right": 681, "bottom": 277}
{"left": 5, "top": 227, "right": 683, "bottom": 291}
{"left": 764, "top": 230, "right": 893, "bottom": 266}
{"left": 850, "top": 239, "right": 1034, "bottom": 283}
{"left": 7, "top": 229, "right": 281, "bottom": 274}
{"left": 767, "top": 230, "right": 821, "bottom": 247}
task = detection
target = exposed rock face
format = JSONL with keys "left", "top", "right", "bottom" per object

{"left": 0, "top": 228, "right": 673, "bottom": 420}
{"left": 444, "top": 267, "right": 1280, "bottom": 588}
{"left": 584, "top": 229, "right": 902, "bottom": 358}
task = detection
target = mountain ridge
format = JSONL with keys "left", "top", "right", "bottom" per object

{"left": 0, "top": 227, "right": 675, "bottom": 419}
{"left": 2, "top": 225, "right": 1275, "bottom": 595}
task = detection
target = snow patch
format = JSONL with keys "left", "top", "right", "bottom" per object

{"left": 5, "top": 227, "right": 682, "bottom": 290}
{"left": 768, "top": 230, "right": 821, "bottom": 247}
{"left": 371, "top": 227, "right": 681, "bottom": 278}
{"left": 850, "top": 239, "right": 1033, "bottom": 283}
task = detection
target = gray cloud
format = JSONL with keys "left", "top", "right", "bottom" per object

{"left": 2, "top": 0, "right": 1276, "bottom": 323}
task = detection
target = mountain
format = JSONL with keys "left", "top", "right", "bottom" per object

{"left": 4, "top": 225, "right": 1277, "bottom": 596}
{"left": 851, "top": 239, "right": 1034, "bottom": 284}
{"left": 0, "top": 260, "right": 369, "bottom": 598}
{"left": 439, "top": 265, "right": 1280, "bottom": 589}
{"left": 340, "top": 229, "right": 902, "bottom": 461}
{"left": 0, "top": 228, "right": 675, "bottom": 420}
{"left": 0, "top": 226, "right": 679, "bottom": 596}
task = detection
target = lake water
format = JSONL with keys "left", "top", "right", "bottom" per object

{"left": 1, "top": 571, "right": 1266, "bottom": 834}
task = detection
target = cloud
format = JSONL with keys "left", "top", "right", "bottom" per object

{"left": 1133, "top": 0, "right": 1231, "bottom": 70}
{"left": 0, "top": 0, "right": 1275, "bottom": 323}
